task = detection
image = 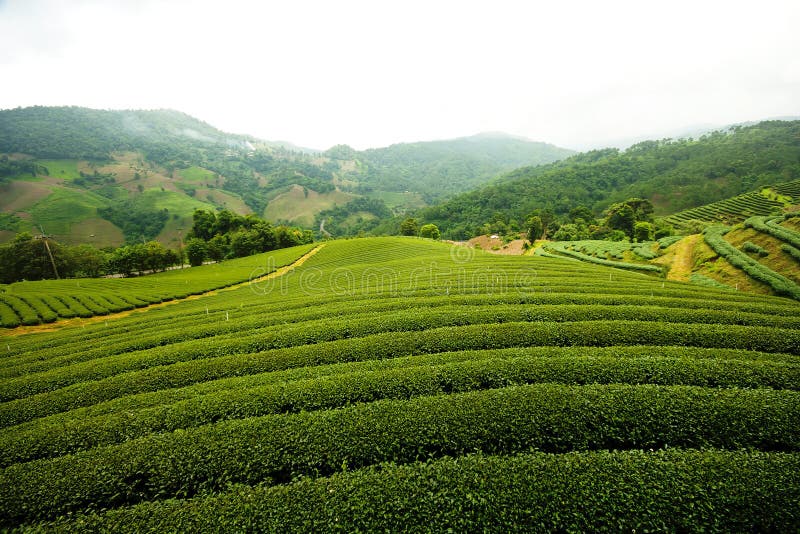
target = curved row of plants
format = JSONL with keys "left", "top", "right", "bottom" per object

{"left": 33, "top": 449, "right": 798, "bottom": 533}
{"left": 2, "top": 383, "right": 798, "bottom": 525}
{"left": 703, "top": 225, "right": 800, "bottom": 300}
{"left": 3, "top": 348, "right": 797, "bottom": 466}
{"left": 0, "top": 244, "right": 315, "bottom": 326}
{"left": 3, "top": 237, "right": 799, "bottom": 531}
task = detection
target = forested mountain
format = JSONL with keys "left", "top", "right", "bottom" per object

{"left": 0, "top": 106, "right": 254, "bottom": 160}
{"left": 418, "top": 121, "right": 800, "bottom": 238}
{"left": 328, "top": 133, "right": 574, "bottom": 203}
{"left": 0, "top": 107, "right": 574, "bottom": 244}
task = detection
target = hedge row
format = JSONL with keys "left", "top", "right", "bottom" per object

{"left": 10, "top": 284, "right": 797, "bottom": 377}
{"left": 0, "top": 300, "right": 20, "bottom": 327}
{"left": 8, "top": 344, "right": 788, "bottom": 441}
{"left": 742, "top": 241, "right": 769, "bottom": 257}
{"left": 5, "top": 302, "right": 799, "bottom": 401}
{"left": 543, "top": 243, "right": 663, "bottom": 273}
{"left": 745, "top": 215, "right": 800, "bottom": 249}
{"left": 0, "top": 295, "right": 41, "bottom": 325}
{"left": 39, "top": 294, "right": 76, "bottom": 318}
{"left": 2, "top": 384, "right": 798, "bottom": 525}
{"left": 0, "top": 244, "right": 316, "bottom": 326}
{"left": 32, "top": 450, "right": 800, "bottom": 533}
{"left": 17, "top": 296, "right": 57, "bottom": 323}
{"left": 4, "top": 353, "right": 798, "bottom": 466}
{"left": 3, "top": 320, "right": 799, "bottom": 427}
{"left": 633, "top": 243, "right": 658, "bottom": 259}
{"left": 704, "top": 225, "right": 800, "bottom": 300}
{"left": 782, "top": 243, "right": 800, "bottom": 263}
{"left": 10, "top": 263, "right": 794, "bottom": 355}
{"left": 657, "top": 235, "right": 684, "bottom": 248}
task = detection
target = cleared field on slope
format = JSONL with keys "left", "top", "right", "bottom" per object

{"left": 1, "top": 237, "right": 798, "bottom": 531}
{"left": 264, "top": 185, "right": 356, "bottom": 227}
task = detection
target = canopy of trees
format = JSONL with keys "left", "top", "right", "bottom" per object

{"left": 416, "top": 121, "right": 800, "bottom": 239}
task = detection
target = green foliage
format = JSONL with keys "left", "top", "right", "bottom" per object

{"left": 690, "top": 274, "right": 734, "bottom": 290}
{"left": 330, "top": 134, "right": 574, "bottom": 203}
{"left": 2, "top": 383, "right": 798, "bottom": 524}
{"left": 1, "top": 237, "right": 799, "bottom": 531}
{"left": 315, "top": 197, "right": 392, "bottom": 236}
{"left": 399, "top": 217, "right": 418, "bottom": 236}
{"left": 525, "top": 215, "right": 544, "bottom": 242}
{"left": 543, "top": 241, "right": 662, "bottom": 273}
{"left": 0, "top": 212, "right": 22, "bottom": 232}
{"left": 657, "top": 235, "right": 684, "bottom": 248}
{"left": 98, "top": 202, "right": 169, "bottom": 243}
{"left": 742, "top": 241, "right": 769, "bottom": 257}
{"left": 781, "top": 243, "right": 800, "bottom": 263}
{"left": 745, "top": 215, "right": 800, "bottom": 249}
{"left": 666, "top": 181, "right": 799, "bottom": 227}
{"left": 703, "top": 225, "right": 800, "bottom": 299}
{"left": 419, "top": 223, "right": 441, "bottom": 240}
{"left": 420, "top": 121, "right": 800, "bottom": 237}
{"left": 185, "top": 238, "right": 206, "bottom": 267}
{"left": 0, "top": 155, "right": 38, "bottom": 184}
{"left": 634, "top": 221, "right": 655, "bottom": 242}
{"left": 37, "top": 451, "right": 800, "bottom": 533}
{"left": 4, "top": 347, "right": 799, "bottom": 466}
{"left": 0, "top": 244, "right": 313, "bottom": 324}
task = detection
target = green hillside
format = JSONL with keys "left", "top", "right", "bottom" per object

{"left": 328, "top": 132, "right": 575, "bottom": 203}
{"left": 1, "top": 108, "right": 574, "bottom": 242}
{"left": 663, "top": 178, "right": 800, "bottom": 227}
{"left": 1, "top": 237, "right": 798, "bottom": 530}
{"left": 419, "top": 120, "right": 800, "bottom": 238}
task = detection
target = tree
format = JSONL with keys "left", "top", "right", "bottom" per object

{"left": 569, "top": 205, "right": 595, "bottom": 225}
{"left": 69, "top": 244, "right": 106, "bottom": 277}
{"left": 400, "top": 218, "right": 419, "bottom": 236}
{"left": 419, "top": 224, "right": 441, "bottom": 240}
{"left": 634, "top": 221, "right": 655, "bottom": 242}
{"left": 191, "top": 209, "right": 216, "bottom": 240}
{"left": 526, "top": 216, "right": 544, "bottom": 242}
{"left": 606, "top": 202, "right": 636, "bottom": 237}
{"left": 185, "top": 238, "right": 207, "bottom": 267}
{"left": 552, "top": 223, "right": 588, "bottom": 241}
{"left": 625, "top": 198, "right": 654, "bottom": 222}
{"left": 206, "top": 235, "right": 228, "bottom": 261}
{"left": 230, "top": 230, "right": 259, "bottom": 258}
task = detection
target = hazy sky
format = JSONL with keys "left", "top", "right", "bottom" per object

{"left": 1, "top": 0, "right": 798, "bottom": 150}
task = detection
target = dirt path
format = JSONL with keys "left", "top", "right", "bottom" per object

{"left": 666, "top": 235, "right": 699, "bottom": 282}
{"left": 1, "top": 245, "right": 324, "bottom": 337}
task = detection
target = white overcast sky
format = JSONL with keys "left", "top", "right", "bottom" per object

{"left": 1, "top": 0, "right": 798, "bottom": 150}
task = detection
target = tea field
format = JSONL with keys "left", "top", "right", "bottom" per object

{"left": 0, "top": 244, "right": 315, "bottom": 327}
{"left": 1, "top": 237, "right": 798, "bottom": 531}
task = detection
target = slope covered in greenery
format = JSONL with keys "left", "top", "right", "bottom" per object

{"left": 663, "top": 178, "right": 800, "bottom": 227}
{"left": 1, "top": 237, "right": 798, "bottom": 530}
{"left": 327, "top": 132, "right": 574, "bottom": 203}
{"left": 0, "top": 107, "right": 574, "bottom": 243}
{"left": 419, "top": 120, "right": 800, "bottom": 238}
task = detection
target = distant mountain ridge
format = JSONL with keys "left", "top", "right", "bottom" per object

{"left": 418, "top": 120, "right": 800, "bottom": 239}
{"left": 0, "top": 106, "right": 575, "bottom": 244}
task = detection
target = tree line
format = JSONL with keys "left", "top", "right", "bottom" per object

{"left": 184, "top": 209, "right": 313, "bottom": 267}
{"left": 0, "top": 210, "right": 313, "bottom": 283}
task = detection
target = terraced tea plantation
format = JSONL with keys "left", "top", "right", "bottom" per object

{"left": 0, "top": 244, "right": 315, "bottom": 327}
{"left": 663, "top": 178, "right": 800, "bottom": 227}
{"left": 1, "top": 237, "right": 799, "bottom": 531}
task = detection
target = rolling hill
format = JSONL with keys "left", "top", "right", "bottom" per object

{"left": 0, "top": 107, "right": 573, "bottom": 244}
{"left": 0, "top": 237, "right": 798, "bottom": 530}
{"left": 418, "top": 120, "right": 800, "bottom": 239}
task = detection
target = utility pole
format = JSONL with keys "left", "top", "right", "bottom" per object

{"left": 37, "top": 226, "right": 60, "bottom": 279}
{"left": 177, "top": 228, "right": 185, "bottom": 269}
